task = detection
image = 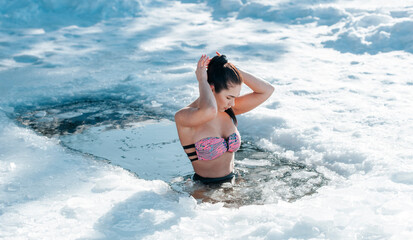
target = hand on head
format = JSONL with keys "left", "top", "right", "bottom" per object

{"left": 195, "top": 52, "right": 224, "bottom": 82}
{"left": 196, "top": 54, "right": 210, "bottom": 82}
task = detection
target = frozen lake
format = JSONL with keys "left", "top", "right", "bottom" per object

{"left": 1, "top": 0, "right": 413, "bottom": 239}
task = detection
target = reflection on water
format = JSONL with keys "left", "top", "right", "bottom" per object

{"left": 171, "top": 142, "right": 329, "bottom": 207}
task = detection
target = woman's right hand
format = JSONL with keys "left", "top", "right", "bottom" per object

{"left": 195, "top": 54, "right": 210, "bottom": 82}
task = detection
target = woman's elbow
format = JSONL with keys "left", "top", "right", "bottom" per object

{"left": 266, "top": 83, "right": 275, "bottom": 97}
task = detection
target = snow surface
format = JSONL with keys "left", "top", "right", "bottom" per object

{"left": 1, "top": 0, "right": 413, "bottom": 239}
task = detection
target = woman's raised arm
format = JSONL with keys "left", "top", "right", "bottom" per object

{"left": 175, "top": 55, "right": 217, "bottom": 127}
{"left": 232, "top": 68, "right": 275, "bottom": 115}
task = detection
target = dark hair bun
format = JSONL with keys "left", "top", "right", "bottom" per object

{"left": 208, "top": 54, "right": 228, "bottom": 69}
{"left": 215, "top": 55, "right": 228, "bottom": 66}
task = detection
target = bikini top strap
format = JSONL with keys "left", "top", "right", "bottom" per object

{"left": 182, "top": 144, "right": 195, "bottom": 149}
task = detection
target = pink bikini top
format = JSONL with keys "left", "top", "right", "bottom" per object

{"left": 182, "top": 132, "right": 241, "bottom": 161}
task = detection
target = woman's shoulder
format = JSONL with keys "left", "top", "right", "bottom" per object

{"left": 175, "top": 105, "right": 217, "bottom": 128}
{"left": 174, "top": 100, "right": 198, "bottom": 117}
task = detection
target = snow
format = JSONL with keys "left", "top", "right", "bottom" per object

{"left": 1, "top": 0, "right": 413, "bottom": 239}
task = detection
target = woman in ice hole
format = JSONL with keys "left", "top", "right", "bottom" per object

{"left": 175, "top": 52, "right": 274, "bottom": 184}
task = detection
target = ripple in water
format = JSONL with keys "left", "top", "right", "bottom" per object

{"left": 171, "top": 143, "right": 329, "bottom": 207}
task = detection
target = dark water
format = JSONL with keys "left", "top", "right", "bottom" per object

{"left": 12, "top": 99, "right": 329, "bottom": 207}
{"left": 172, "top": 142, "right": 328, "bottom": 207}
{"left": 12, "top": 98, "right": 164, "bottom": 137}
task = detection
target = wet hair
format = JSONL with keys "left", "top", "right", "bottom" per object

{"left": 207, "top": 54, "right": 243, "bottom": 126}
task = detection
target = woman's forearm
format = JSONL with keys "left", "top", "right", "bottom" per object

{"left": 195, "top": 55, "right": 217, "bottom": 112}
{"left": 238, "top": 68, "right": 274, "bottom": 94}
{"left": 198, "top": 79, "right": 217, "bottom": 111}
